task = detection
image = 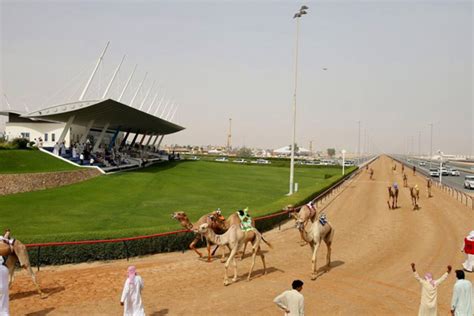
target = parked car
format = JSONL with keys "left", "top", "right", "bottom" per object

{"left": 215, "top": 157, "right": 229, "bottom": 162}
{"left": 429, "top": 168, "right": 439, "bottom": 177}
{"left": 305, "top": 160, "right": 320, "bottom": 166}
{"left": 464, "top": 175, "right": 474, "bottom": 189}
{"left": 187, "top": 156, "right": 200, "bottom": 161}
{"left": 419, "top": 161, "right": 426, "bottom": 166}
{"left": 251, "top": 159, "right": 271, "bottom": 164}
{"left": 233, "top": 158, "right": 247, "bottom": 163}
{"left": 450, "top": 169, "right": 460, "bottom": 176}
{"left": 439, "top": 168, "right": 449, "bottom": 176}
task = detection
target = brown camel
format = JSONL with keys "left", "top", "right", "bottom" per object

{"left": 172, "top": 211, "right": 227, "bottom": 262}
{"left": 370, "top": 168, "right": 374, "bottom": 180}
{"left": 410, "top": 186, "right": 420, "bottom": 210}
{"left": 198, "top": 223, "right": 272, "bottom": 286}
{"left": 0, "top": 240, "right": 43, "bottom": 297}
{"left": 403, "top": 173, "right": 408, "bottom": 187}
{"left": 427, "top": 178, "right": 433, "bottom": 197}
{"left": 387, "top": 185, "right": 399, "bottom": 209}
{"left": 295, "top": 206, "right": 334, "bottom": 280}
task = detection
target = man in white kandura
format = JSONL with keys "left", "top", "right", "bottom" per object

{"left": 273, "top": 279, "right": 304, "bottom": 316}
{"left": 451, "top": 270, "right": 472, "bottom": 316}
{"left": 411, "top": 263, "right": 451, "bottom": 316}
{"left": 0, "top": 256, "right": 9, "bottom": 316}
{"left": 120, "top": 266, "right": 145, "bottom": 316}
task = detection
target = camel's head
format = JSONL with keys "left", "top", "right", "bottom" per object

{"left": 171, "top": 211, "right": 193, "bottom": 230}
{"left": 209, "top": 209, "right": 225, "bottom": 223}
{"left": 295, "top": 219, "right": 305, "bottom": 231}
{"left": 198, "top": 223, "right": 209, "bottom": 234}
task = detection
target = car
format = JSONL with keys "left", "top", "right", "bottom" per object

{"left": 429, "top": 168, "right": 439, "bottom": 177}
{"left": 419, "top": 161, "right": 426, "bottom": 166}
{"left": 187, "top": 156, "right": 200, "bottom": 161}
{"left": 464, "top": 175, "right": 474, "bottom": 189}
{"left": 215, "top": 157, "right": 228, "bottom": 162}
{"left": 439, "top": 168, "right": 449, "bottom": 176}
{"left": 233, "top": 158, "right": 247, "bottom": 163}
{"left": 251, "top": 158, "right": 271, "bottom": 164}
{"left": 450, "top": 169, "right": 460, "bottom": 176}
{"left": 305, "top": 161, "right": 320, "bottom": 166}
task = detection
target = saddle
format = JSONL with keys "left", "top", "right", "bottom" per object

{"left": 306, "top": 202, "right": 317, "bottom": 222}
{"left": 318, "top": 213, "right": 328, "bottom": 226}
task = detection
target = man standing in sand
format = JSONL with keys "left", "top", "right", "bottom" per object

{"left": 120, "top": 266, "right": 145, "bottom": 316}
{"left": 0, "top": 257, "right": 9, "bottom": 316}
{"left": 451, "top": 270, "right": 472, "bottom": 316}
{"left": 274, "top": 280, "right": 305, "bottom": 316}
{"left": 411, "top": 262, "right": 451, "bottom": 316}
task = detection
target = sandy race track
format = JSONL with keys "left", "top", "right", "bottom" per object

{"left": 10, "top": 156, "right": 473, "bottom": 315}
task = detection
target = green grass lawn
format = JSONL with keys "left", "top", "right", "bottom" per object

{"left": 0, "top": 160, "right": 354, "bottom": 243}
{"left": 0, "top": 150, "right": 78, "bottom": 174}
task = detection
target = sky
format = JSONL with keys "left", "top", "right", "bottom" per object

{"left": 0, "top": 0, "right": 472, "bottom": 155}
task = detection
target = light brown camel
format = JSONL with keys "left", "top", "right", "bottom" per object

{"left": 295, "top": 206, "right": 334, "bottom": 280}
{"left": 0, "top": 240, "right": 43, "bottom": 297}
{"left": 172, "top": 211, "right": 227, "bottom": 262}
{"left": 209, "top": 211, "right": 256, "bottom": 259}
{"left": 198, "top": 223, "right": 272, "bottom": 286}
{"left": 410, "top": 186, "right": 420, "bottom": 210}
{"left": 403, "top": 173, "right": 408, "bottom": 187}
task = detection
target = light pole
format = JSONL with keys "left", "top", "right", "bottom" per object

{"left": 288, "top": 5, "right": 308, "bottom": 195}
{"left": 341, "top": 149, "right": 346, "bottom": 175}
{"left": 438, "top": 150, "right": 443, "bottom": 184}
{"left": 429, "top": 123, "right": 433, "bottom": 169}
{"left": 357, "top": 121, "right": 361, "bottom": 165}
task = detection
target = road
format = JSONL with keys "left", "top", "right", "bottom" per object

{"left": 394, "top": 155, "right": 474, "bottom": 194}
{"left": 10, "top": 155, "right": 473, "bottom": 315}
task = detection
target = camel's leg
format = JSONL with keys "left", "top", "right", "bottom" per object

{"left": 206, "top": 240, "right": 212, "bottom": 262}
{"left": 311, "top": 241, "right": 320, "bottom": 280}
{"left": 224, "top": 247, "right": 238, "bottom": 286}
{"left": 240, "top": 241, "right": 248, "bottom": 261}
{"left": 324, "top": 228, "right": 335, "bottom": 268}
{"left": 247, "top": 242, "right": 258, "bottom": 281}
{"left": 260, "top": 248, "right": 267, "bottom": 275}
{"left": 231, "top": 254, "right": 238, "bottom": 283}
{"left": 6, "top": 255, "right": 17, "bottom": 288}
{"left": 26, "top": 265, "right": 43, "bottom": 296}
{"left": 189, "top": 236, "right": 203, "bottom": 258}
{"left": 387, "top": 200, "right": 391, "bottom": 209}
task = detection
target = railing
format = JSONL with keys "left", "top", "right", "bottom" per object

{"left": 26, "top": 157, "right": 379, "bottom": 268}
{"left": 390, "top": 156, "right": 473, "bottom": 210}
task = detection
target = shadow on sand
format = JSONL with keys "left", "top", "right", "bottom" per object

{"left": 11, "top": 286, "right": 65, "bottom": 301}
{"left": 150, "top": 308, "right": 169, "bottom": 316}
{"left": 313, "top": 260, "right": 345, "bottom": 280}
{"left": 25, "top": 307, "right": 55, "bottom": 316}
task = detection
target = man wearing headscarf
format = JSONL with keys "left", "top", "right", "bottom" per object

{"left": 462, "top": 231, "right": 474, "bottom": 272}
{"left": 120, "top": 266, "right": 145, "bottom": 316}
{"left": 0, "top": 256, "right": 9, "bottom": 316}
{"left": 411, "top": 262, "right": 452, "bottom": 316}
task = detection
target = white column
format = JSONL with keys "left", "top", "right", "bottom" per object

{"left": 57, "top": 115, "right": 75, "bottom": 145}
{"left": 92, "top": 122, "right": 110, "bottom": 152}
{"left": 79, "top": 119, "right": 95, "bottom": 144}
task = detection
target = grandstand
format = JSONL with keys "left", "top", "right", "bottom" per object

{"left": 1, "top": 42, "right": 185, "bottom": 172}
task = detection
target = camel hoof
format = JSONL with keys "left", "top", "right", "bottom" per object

{"left": 220, "top": 259, "right": 226, "bottom": 263}
{"left": 224, "top": 280, "right": 230, "bottom": 286}
{"left": 311, "top": 275, "right": 317, "bottom": 281}
{"left": 232, "top": 277, "right": 238, "bottom": 282}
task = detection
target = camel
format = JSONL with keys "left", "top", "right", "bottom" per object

{"left": 370, "top": 168, "right": 374, "bottom": 180}
{"left": 403, "top": 173, "right": 408, "bottom": 187}
{"left": 0, "top": 239, "right": 43, "bottom": 297}
{"left": 427, "top": 178, "right": 433, "bottom": 198}
{"left": 198, "top": 223, "right": 272, "bottom": 286}
{"left": 208, "top": 211, "right": 256, "bottom": 260}
{"left": 172, "top": 211, "right": 227, "bottom": 262}
{"left": 387, "top": 185, "right": 399, "bottom": 209}
{"left": 294, "top": 206, "right": 334, "bottom": 280}
{"left": 410, "top": 186, "right": 420, "bottom": 210}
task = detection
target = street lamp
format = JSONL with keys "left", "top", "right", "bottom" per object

{"left": 438, "top": 150, "right": 443, "bottom": 184}
{"left": 288, "top": 5, "right": 309, "bottom": 195}
{"left": 341, "top": 149, "right": 346, "bottom": 175}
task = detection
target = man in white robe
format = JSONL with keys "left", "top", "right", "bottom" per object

{"left": 120, "top": 266, "right": 145, "bottom": 316}
{"left": 462, "top": 231, "right": 474, "bottom": 273}
{"left": 411, "top": 263, "right": 451, "bottom": 316}
{"left": 0, "top": 257, "right": 9, "bottom": 316}
{"left": 274, "top": 280, "right": 305, "bottom": 316}
{"left": 451, "top": 270, "right": 473, "bottom": 316}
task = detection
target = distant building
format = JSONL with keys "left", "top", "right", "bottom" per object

{"left": 273, "top": 145, "right": 311, "bottom": 156}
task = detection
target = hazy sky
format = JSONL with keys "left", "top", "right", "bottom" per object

{"left": 1, "top": 0, "right": 472, "bottom": 155}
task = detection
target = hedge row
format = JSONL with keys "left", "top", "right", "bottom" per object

{"left": 26, "top": 166, "right": 359, "bottom": 266}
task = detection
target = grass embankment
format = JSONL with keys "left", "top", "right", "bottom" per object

{"left": 0, "top": 150, "right": 78, "bottom": 174}
{"left": 0, "top": 160, "right": 355, "bottom": 243}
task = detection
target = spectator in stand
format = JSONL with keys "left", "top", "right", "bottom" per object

{"left": 38, "top": 137, "right": 43, "bottom": 148}
{"left": 89, "top": 157, "right": 94, "bottom": 165}
{"left": 60, "top": 141, "right": 66, "bottom": 156}
{"left": 0, "top": 256, "right": 9, "bottom": 316}
{"left": 72, "top": 144, "right": 78, "bottom": 159}
{"left": 120, "top": 266, "right": 145, "bottom": 316}
{"left": 53, "top": 142, "right": 60, "bottom": 156}
{"left": 79, "top": 153, "right": 84, "bottom": 165}
{"left": 273, "top": 280, "right": 305, "bottom": 316}
{"left": 451, "top": 270, "right": 472, "bottom": 316}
